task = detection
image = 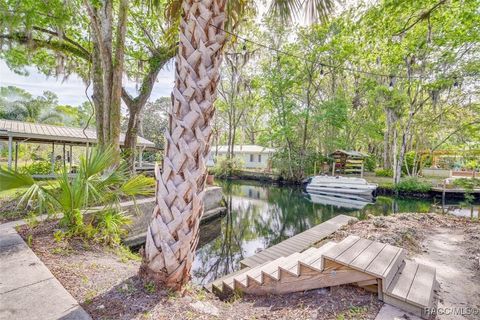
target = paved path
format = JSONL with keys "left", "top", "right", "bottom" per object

{"left": 0, "top": 222, "right": 91, "bottom": 320}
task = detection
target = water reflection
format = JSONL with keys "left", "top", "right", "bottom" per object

{"left": 191, "top": 180, "right": 477, "bottom": 285}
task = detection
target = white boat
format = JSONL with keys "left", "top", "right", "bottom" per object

{"left": 304, "top": 175, "right": 378, "bottom": 198}
{"left": 306, "top": 193, "right": 373, "bottom": 210}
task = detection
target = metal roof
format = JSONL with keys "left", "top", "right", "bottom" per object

{"left": 0, "top": 119, "right": 156, "bottom": 148}
{"left": 330, "top": 149, "right": 368, "bottom": 158}
{"left": 213, "top": 145, "right": 276, "bottom": 153}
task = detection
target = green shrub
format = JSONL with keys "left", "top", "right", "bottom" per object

{"left": 453, "top": 178, "right": 480, "bottom": 190}
{"left": 394, "top": 178, "right": 432, "bottom": 193}
{"left": 465, "top": 160, "right": 479, "bottom": 171}
{"left": 364, "top": 155, "right": 377, "bottom": 172}
{"left": 94, "top": 209, "right": 132, "bottom": 245}
{"left": 20, "top": 161, "right": 61, "bottom": 175}
{"left": 402, "top": 151, "right": 419, "bottom": 174}
{"left": 375, "top": 168, "right": 393, "bottom": 177}
{"left": 0, "top": 147, "right": 154, "bottom": 245}
{"left": 212, "top": 156, "right": 243, "bottom": 178}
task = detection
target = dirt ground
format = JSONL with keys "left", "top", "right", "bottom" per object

{"left": 17, "top": 213, "right": 480, "bottom": 320}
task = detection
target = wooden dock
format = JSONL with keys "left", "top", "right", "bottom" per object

{"left": 211, "top": 235, "right": 437, "bottom": 319}
{"left": 240, "top": 214, "right": 356, "bottom": 268}
{"left": 432, "top": 187, "right": 480, "bottom": 194}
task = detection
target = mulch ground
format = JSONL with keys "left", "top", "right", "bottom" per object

{"left": 16, "top": 213, "right": 480, "bottom": 320}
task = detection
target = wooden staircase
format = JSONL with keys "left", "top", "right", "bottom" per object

{"left": 211, "top": 236, "right": 436, "bottom": 319}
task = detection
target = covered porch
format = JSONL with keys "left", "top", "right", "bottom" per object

{"left": 0, "top": 119, "right": 157, "bottom": 176}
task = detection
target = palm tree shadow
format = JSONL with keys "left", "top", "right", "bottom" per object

{"left": 80, "top": 275, "right": 168, "bottom": 320}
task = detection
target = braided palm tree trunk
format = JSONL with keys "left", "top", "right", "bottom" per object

{"left": 140, "top": 0, "right": 227, "bottom": 289}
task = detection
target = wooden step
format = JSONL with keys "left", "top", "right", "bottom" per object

{"left": 209, "top": 267, "right": 249, "bottom": 294}
{"left": 278, "top": 247, "right": 318, "bottom": 276}
{"left": 322, "top": 235, "right": 361, "bottom": 261}
{"left": 299, "top": 241, "right": 338, "bottom": 272}
{"left": 246, "top": 257, "right": 288, "bottom": 286}
{"left": 365, "top": 244, "right": 405, "bottom": 291}
{"left": 323, "top": 235, "right": 405, "bottom": 291}
{"left": 384, "top": 260, "right": 436, "bottom": 319}
{"left": 261, "top": 252, "right": 292, "bottom": 284}
{"left": 230, "top": 262, "right": 270, "bottom": 290}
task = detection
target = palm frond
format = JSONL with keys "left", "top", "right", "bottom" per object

{"left": 0, "top": 168, "right": 57, "bottom": 213}
{"left": 268, "top": 0, "right": 303, "bottom": 25}
{"left": 120, "top": 175, "right": 155, "bottom": 197}
{"left": 80, "top": 146, "right": 117, "bottom": 178}
{"left": 269, "top": 0, "right": 335, "bottom": 24}
{"left": 303, "top": 0, "right": 335, "bottom": 24}
{"left": 0, "top": 168, "right": 35, "bottom": 190}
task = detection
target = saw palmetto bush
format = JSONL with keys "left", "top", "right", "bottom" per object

{"left": 0, "top": 146, "right": 155, "bottom": 244}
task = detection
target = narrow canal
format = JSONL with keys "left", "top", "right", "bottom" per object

{"left": 191, "top": 179, "right": 479, "bottom": 285}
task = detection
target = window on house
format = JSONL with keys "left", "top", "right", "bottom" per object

{"left": 258, "top": 154, "right": 262, "bottom": 162}
{"left": 250, "top": 154, "right": 254, "bottom": 162}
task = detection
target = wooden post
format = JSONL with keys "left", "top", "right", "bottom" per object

{"left": 69, "top": 145, "right": 73, "bottom": 172}
{"left": 442, "top": 180, "right": 446, "bottom": 213}
{"left": 51, "top": 142, "right": 55, "bottom": 174}
{"left": 14, "top": 141, "right": 18, "bottom": 171}
{"left": 62, "top": 143, "right": 66, "bottom": 169}
{"left": 7, "top": 135, "right": 13, "bottom": 170}
{"left": 139, "top": 147, "right": 143, "bottom": 168}
{"left": 331, "top": 160, "right": 335, "bottom": 176}
{"left": 361, "top": 160, "right": 364, "bottom": 178}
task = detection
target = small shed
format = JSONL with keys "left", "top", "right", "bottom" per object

{"left": 330, "top": 150, "right": 368, "bottom": 176}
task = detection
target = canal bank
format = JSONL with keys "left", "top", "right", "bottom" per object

{"left": 224, "top": 171, "right": 480, "bottom": 200}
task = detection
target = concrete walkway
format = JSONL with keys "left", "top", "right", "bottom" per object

{"left": 0, "top": 222, "right": 91, "bottom": 320}
{"left": 374, "top": 304, "right": 422, "bottom": 320}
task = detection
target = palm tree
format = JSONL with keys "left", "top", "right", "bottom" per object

{"left": 140, "top": 0, "right": 335, "bottom": 290}
{"left": 0, "top": 147, "right": 154, "bottom": 243}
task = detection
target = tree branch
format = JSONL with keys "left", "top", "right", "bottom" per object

{"left": 394, "top": 0, "right": 448, "bottom": 36}
{"left": 431, "top": 120, "right": 480, "bottom": 152}
{"left": 32, "top": 26, "right": 90, "bottom": 58}
{"left": 0, "top": 33, "right": 90, "bottom": 61}
{"left": 121, "top": 45, "right": 175, "bottom": 111}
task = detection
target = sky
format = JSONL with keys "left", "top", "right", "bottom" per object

{"left": 0, "top": 0, "right": 369, "bottom": 107}
{"left": 0, "top": 59, "right": 175, "bottom": 106}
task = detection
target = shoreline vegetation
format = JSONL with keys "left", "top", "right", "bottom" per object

{"left": 217, "top": 171, "right": 479, "bottom": 200}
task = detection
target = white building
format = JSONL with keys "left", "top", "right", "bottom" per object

{"left": 208, "top": 145, "right": 275, "bottom": 170}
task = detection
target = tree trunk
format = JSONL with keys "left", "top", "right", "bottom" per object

{"left": 124, "top": 107, "right": 142, "bottom": 169}
{"left": 122, "top": 49, "right": 174, "bottom": 171}
{"left": 84, "top": 0, "right": 128, "bottom": 161}
{"left": 383, "top": 108, "right": 392, "bottom": 169}
{"left": 140, "top": 0, "right": 227, "bottom": 290}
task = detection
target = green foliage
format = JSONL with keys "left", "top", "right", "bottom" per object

{"left": 115, "top": 245, "right": 141, "bottom": 263}
{"left": 0, "top": 146, "right": 154, "bottom": 245}
{"left": 212, "top": 156, "right": 244, "bottom": 178}
{"left": 53, "top": 230, "right": 66, "bottom": 243}
{"left": 394, "top": 178, "right": 432, "bottom": 193}
{"left": 375, "top": 168, "right": 393, "bottom": 177}
{"left": 364, "top": 156, "right": 377, "bottom": 172}
{"left": 453, "top": 178, "right": 480, "bottom": 190}
{"left": 402, "top": 151, "right": 419, "bottom": 175}
{"left": 93, "top": 210, "right": 132, "bottom": 245}
{"left": 20, "top": 161, "right": 61, "bottom": 175}
{"left": 271, "top": 149, "right": 327, "bottom": 181}
{"left": 464, "top": 160, "right": 479, "bottom": 171}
